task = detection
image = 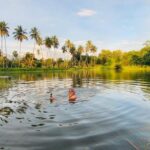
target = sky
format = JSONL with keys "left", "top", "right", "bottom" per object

{"left": 0, "top": 0, "right": 150, "bottom": 57}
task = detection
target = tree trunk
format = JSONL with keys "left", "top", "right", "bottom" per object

{"left": 4, "top": 36, "right": 7, "bottom": 68}
{"left": 1, "top": 36, "right": 4, "bottom": 69}
{"left": 85, "top": 53, "right": 88, "bottom": 67}
{"left": 32, "top": 41, "right": 36, "bottom": 68}
{"left": 19, "top": 42, "right": 21, "bottom": 68}
{"left": 80, "top": 54, "right": 82, "bottom": 67}
{"left": 93, "top": 54, "right": 96, "bottom": 66}
{"left": 53, "top": 47, "right": 55, "bottom": 69}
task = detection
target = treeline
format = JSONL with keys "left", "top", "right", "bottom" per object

{"left": 0, "top": 21, "right": 97, "bottom": 68}
{"left": 99, "top": 45, "right": 150, "bottom": 66}
{"left": 0, "top": 21, "right": 150, "bottom": 69}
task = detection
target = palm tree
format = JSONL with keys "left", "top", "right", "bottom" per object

{"left": 12, "top": 50, "right": 18, "bottom": 68}
{"left": 62, "top": 45, "right": 67, "bottom": 53}
{"left": 62, "top": 40, "right": 76, "bottom": 66}
{"left": 0, "top": 21, "right": 9, "bottom": 68}
{"left": 0, "top": 22, "right": 4, "bottom": 57}
{"left": 13, "top": 25, "right": 28, "bottom": 67}
{"left": 90, "top": 45, "right": 97, "bottom": 66}
{"left": 85, "top": 40, "right": 93, "bottom": 66}
{"left": 51, "top": 36, "right": 59, "bottom": 67}
{"left": 30, "top": 27, "right": 41, "bottom": 67}
{"left": 45, "top": 37, "right": 53, "bottom": 56}
{"left": 37, "top": 36, "right": 43, "bottom": 59}
{"left": 45, "top": 37, "right": 53, "bottom": 67}
{"left": 65, "top": 40, "right": 73, "bottom": 50}
{"left": 69, "top": 44, "right": 76, "bottom": 66}
{"left": 51, "top": 36, "right": 59, "bottom": 51}
{"left": 77, "top": 45, "right": 84, "bottom": 66}
{"left": 30, "top": 27, "right": 40, "bottom": 56}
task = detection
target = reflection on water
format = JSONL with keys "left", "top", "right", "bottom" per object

{"left": 0, "top": 70, "right": 150, "bottom": 150}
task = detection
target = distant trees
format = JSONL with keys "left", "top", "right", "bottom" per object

{"left": 0, "top": 21, "right": 9, "bottom": 68}
{"left": 22, "top": 52, "right": 34, "bottom": 68}
{"left": 62, "top": 40, "right": 76, "bottom": 66}
{"left": 1, "top": 20, "right": 150, "bottom": 69}
{"left": 77, "top": 45, "right": 84, "bottom": 66}
{"left": 97, "top": 46, "right": 150, "bottom": 66}
{"left": 30, "top": 27, "right": 41, "bottom": 56}
{"left": 13, "top": 26, "right": 28, "bottom": 66}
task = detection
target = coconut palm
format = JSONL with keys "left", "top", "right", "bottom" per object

{"left": 69, "top": 44, "right": 76, "bottom": 66}
{"left": 62, "top": 45, "right": 67, "bottom": 53}
{"left": 12, "top": 50, "right": 18, "bottom": 67}
{"left": 77, "top": 45, "right": 84, "bottom": 66}
{"left": 65, "top": 40, "right": 73, "bottom": 50}
{"left": 51, "top": 36, "right": 59, "bottom": 67}
{"left": 30, "top": 27, "right": 40, "bottom": 56}
{"left": 45, "top": 37, "right": 53, "bottom": 67}
{"left": 85, "top": 40, "right": 93, "bottom": 66}
{"left": 13, "top": 25, "right": 28, "bottom": 67}
{"left": 62, "top": 40, "right": 76, "bottom": 66}
{"left": 0, "top": 22, "right": 5, "bottom": 56}
{"left": 90, "top": 45, "right": 97, "bottom": 66}
{"left": 51, "top": 36, "right": 59, "bottom": 56}
{"left": 37, "top": 36, "right": 43, "bottom": 59}
{"left": 0, "top": 21, "right": 9, "bottom": 68}
{"left": 45, "top": 37, "right": 53, "bottom": 56}
{"left": 30, "top": 27, "right": 41, "bottom": 66}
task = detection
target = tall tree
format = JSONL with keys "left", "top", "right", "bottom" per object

{"left": 45, "top": 37, "right": 53, "bottom": 67}
{"left": 37, "top": 36, "right": 43, "bottom": 59}
{"left": 51, "top": 36, "right": 59, "bottom": 67}
{"left": 90, "top": 45, "right": 97, "bottom": 66}
{"left": 13, "top": 26, "right": 28, "bottom": 67}
{"left": 30, "top": 27, "right": 41, "bottom": 66}
{"left": 0, "top": 21, "right": 9, "bottom": 68}
{"left": 77, "top": 45, "right": 84, "bottom": 66}
{"left": 45, "top": 37, "right": 53, "bottom": 56}
{"left": 85, "top": 40, "right": 93, "bottom": 66}
{"left": 12, "top": 50, "right": 18, "bottom": 68}
{"left": 30, "top": 27, "right": 40, "bottom": 56}
{"left": 62, "top": 40, "right": 76, "bottom": 66}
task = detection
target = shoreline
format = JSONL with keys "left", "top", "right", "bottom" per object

{"left": 0, "top": 65, "right": 150, "bottom": 74}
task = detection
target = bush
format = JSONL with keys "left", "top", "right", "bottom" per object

{"left": 114, "top": 64, "right": 122, "bottom": 71}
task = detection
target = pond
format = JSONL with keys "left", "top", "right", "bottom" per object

{"left": 0, "top": 70, "right": 150, "bottom": 150}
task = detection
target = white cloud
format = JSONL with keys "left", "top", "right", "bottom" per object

{"left": 77, "top": 9, "right": 96, "bottom": 17}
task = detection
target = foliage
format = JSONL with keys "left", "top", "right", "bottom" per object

{"left": 0, "top": 20, "right": 150, "bottom": 70}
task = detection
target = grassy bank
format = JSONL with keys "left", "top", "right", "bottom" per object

{"left": 0, "top": 65, "right": 150, "bottom": 73}
{"left": 0, "top": 66, "right": 96, "bottom": 74}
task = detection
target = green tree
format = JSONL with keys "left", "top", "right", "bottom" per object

{"left": 99, "top": 49, "right": 112, "bottom": 65}
{"left": 0, "top": 21, "right": 9, "bottom": 68}
{"left": 90, "top": 45, "right": 97, "bottom": 66}
{"left": 22, "top": 52, "right": 34, "bottom": 68}
{"left": 45, "top": 37, "right": 53, "bottom": 67}
{"left": 12, "top": 50, "right": 19, "bottom": 67}
{"left": 77, "top": 45, "right": 84, "bottom": 66}
{"left": 30, "top": 27, "right": 40, "bottom": 57}
{"left": 85, "top": 41, "right": 94, "bottom": 66}
{"left": 51, "top": 36, "right": 59, "bottom": 67}
{"left": 62, "top": 40, "right": 76, "bottom": 66}
{"left": 37, "top": 36, "right": 43, "bottom": 59}
{"left": 13, "top": 26, "right": 28, "bottom": 67}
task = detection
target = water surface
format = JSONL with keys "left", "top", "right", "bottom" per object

{"left": 0, "top": 70, "right": 150, "bottom": 150}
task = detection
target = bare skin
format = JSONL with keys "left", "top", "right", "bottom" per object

{"left": 68, "top": 88, "right": 77, "bottom": 101}
{"left": 50, "top": 93, "right": 55, "bottom": 103}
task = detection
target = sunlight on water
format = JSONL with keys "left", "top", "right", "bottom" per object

{"left": 0, "top": 70, "right": 150, "bottom": 150}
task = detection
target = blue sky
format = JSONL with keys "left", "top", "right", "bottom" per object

{"left": 0, "top": 0, "right": 150, "bottom": 56}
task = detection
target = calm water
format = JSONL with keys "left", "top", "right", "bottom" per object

{"left": 0, "top": 70, "right": 150, "bottom": 150}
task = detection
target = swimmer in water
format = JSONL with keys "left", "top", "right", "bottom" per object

{"left": 68, "top": 88, "right": 77, "bottom": 101}
{"left": 50, "top": 93, "right": 55, "bottom": 103}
